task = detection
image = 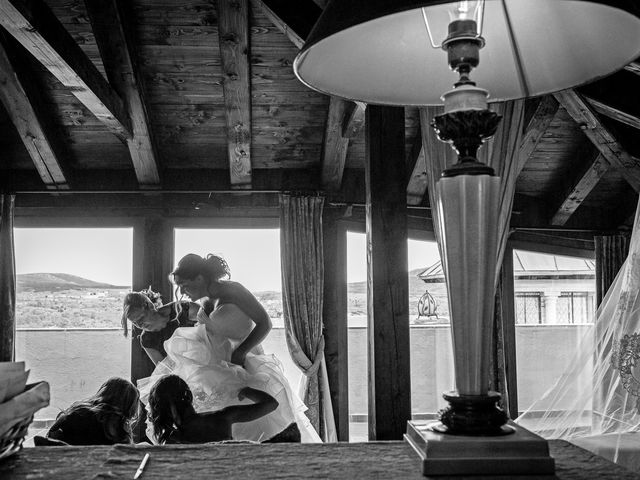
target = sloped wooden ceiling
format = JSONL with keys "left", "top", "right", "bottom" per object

{"left": 0, "top": 0, "right": 639, "bottom": 234}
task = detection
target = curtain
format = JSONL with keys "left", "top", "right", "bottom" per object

{"left": 517, "top": 201, "right": 640, "bottom": 472}
{"left": 279, "top": 193, "right": 336, "bottom": 442}
{"left": 0, "top": 194, "right": 16, "bottom": 362}
{"left": 595, "top": 235, "right": 630, "bottom": 307}
{"left": 420, "top": 101, "right": 525, "bottom": 407}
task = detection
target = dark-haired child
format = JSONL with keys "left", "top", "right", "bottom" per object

{"left": 46, "top": 377, "right": 139, "bottom": 445}
{"left": 148, "top": 374, "right": 277, "bottom": 444}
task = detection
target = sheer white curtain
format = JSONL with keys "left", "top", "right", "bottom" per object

{"left": 517, "top": 200, "right": 640, "bottom": 471}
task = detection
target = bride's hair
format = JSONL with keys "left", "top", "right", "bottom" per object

{"left": 121, "top": 291, "right": 158, "bottom": 338}
{"left": 171, "top": 253, "right": 231, "bottom": 284}
{"left": 148, "top": 375, "right": 193, "bottom": 444}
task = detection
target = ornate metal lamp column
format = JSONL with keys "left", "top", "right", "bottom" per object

{"left": 293, "top": 0, "right": 640, "bottom": 476}
{"left": 430, "top": 93, "right": 508, "bottom": 435}
{"left": 424, "top": 11, "right": 508, "bottom": 434}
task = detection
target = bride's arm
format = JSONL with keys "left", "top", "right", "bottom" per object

{"left": 228, "top": 284, "right": 272, "bottom": 366}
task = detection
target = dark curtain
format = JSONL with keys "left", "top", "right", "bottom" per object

{"left": 279, "top": 193, "right": 336, "bottom": 441}
{"left": 595, "top": 234, "right": 630, "bottom": 307}
{"left": 0, "top": 194, "right": 16, "bottom": 361}
{"left": 491, "top": 274, "right": 510, "bottom": 415}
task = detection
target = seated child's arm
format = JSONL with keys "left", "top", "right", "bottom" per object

{"left": 222, "top": 387, "right": 278, "bottom": 424}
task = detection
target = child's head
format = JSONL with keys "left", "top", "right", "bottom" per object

{"left": 94, "top": 377, "right": 140, "bottom": 420}
{"left": 148, "top": 375, "right": 193, "bottom": 444}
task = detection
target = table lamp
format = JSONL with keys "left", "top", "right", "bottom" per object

{"left": 294, "top": 0, "right": 640, "bottom": 476}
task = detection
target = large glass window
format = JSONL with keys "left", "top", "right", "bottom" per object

{"left": 346, "top": 233, "right": 452, "bottom": 440}
{"left": 173, "top": 229, "right": 300, "bottom": 387}
{"left": 14, "top": 228, "right": 133, "bottom": 422}
{"left": 514, "top": 249, "right": 595, "bottom": 428}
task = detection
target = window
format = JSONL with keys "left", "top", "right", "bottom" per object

{"left": 346, "top": 233, "right": 452, "bottom": 440}
{"left": 514, "top": 250, "right": 595, "bottom": 425}
{"left": 557, "top": 292, "right": 594, "bottom": 324}
{"left": 14, "top": 228, "right": 133, "bottom": 422}
{"left": 515, "top": 292, "right": 543, "bottom": 324}
{"left": 173, "top": 228, "right": 300, "bottom": 387}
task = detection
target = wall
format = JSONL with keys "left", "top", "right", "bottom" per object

{"left": 16, "top": 323, "right": 592, "bottom": 421}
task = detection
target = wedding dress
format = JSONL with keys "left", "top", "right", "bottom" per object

{"left": 137, "top": 304, "right": 321, "bottom": 443}
{"left": 516, "top": 203, "right": 640, "bottom": 471}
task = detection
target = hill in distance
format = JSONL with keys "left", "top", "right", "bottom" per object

{"left": 17, "top": 273, "right": 129, "bottom": 292}
{"left": 347, "top": 268, "right": 433, "bottom": 297}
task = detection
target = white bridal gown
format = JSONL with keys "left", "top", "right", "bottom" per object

{"left": 137, "top": 303, "right": 321, "bottom": 443}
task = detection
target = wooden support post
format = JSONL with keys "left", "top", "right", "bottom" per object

{"left": 365, "top": 105, "right": 411, "bottom": 440}
{"left": 500, "top": 243, "right": 518, "bottom": 419}
{"left": 0, "top": 195, "right": 16, "bottom": 362}
{"left": 322, "top": 209, "right": 349, "bottom": 441}
{"left": 131, "top": 217, "right": 174, "bottom": 439}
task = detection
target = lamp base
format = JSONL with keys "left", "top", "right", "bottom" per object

{"left": 437, "top": 391, "right": 511, "bottom": 436}
{"left": 404, "top": 420, "right": 555, "bottom": 477}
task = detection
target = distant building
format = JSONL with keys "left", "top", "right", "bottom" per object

{"left": 417, "top": 251, "right": 595, "bottom": 325}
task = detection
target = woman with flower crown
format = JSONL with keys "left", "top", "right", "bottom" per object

{"left": 123, "top": 254, "right": 321, "bottom": 443}
{"left": 121, "top": 288, "right": 200, "bottom": 365}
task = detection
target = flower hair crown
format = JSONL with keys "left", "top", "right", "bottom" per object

{"left": 139, "top": 286, "right": 163, "bottom": 308}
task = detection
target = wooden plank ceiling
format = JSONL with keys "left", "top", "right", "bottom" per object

{"left": 0, "top": 0, "right": 639, "bottom": 233}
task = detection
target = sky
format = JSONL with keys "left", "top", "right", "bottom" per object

{"left": 15, "top": 228, "right": 133, "bottom": 286}
{"left": 14, "top": 228, "right": 442, "bottom": 292}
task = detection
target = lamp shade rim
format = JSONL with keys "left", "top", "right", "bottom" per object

{"left": 294, "top": 0, "right": 640, "bottom": 105}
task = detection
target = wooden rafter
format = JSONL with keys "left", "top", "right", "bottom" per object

{"left": 253, "top": 0, "right": 366, "bottom": 191}
{"left": 583, "top": 95, "right": 640, "bottom": 131}
{"left": 321, "top": 97, "right": 350, "bottom": 190}
{"left": 342, "top": 101, "right": 366, "bottom": 139}
{"left": 0, "top": 0, "right": 132, "bottom": 140}
{"left": 0, "top": 37, "right": 69, "bottom": 189}
{"left": 551, "top": 152, "right": 608, "bottom": 226}
{"left": 84, "top": 0, "right": 160, "bottom": 187}
{"left": 252, "top": 0, "right": 320, "bottom": 50}
{"left": 517, "top": 96, "right": 559, "bottom": 172}
{"left": 554, "top": 89, "right": 640, "bottom": 193}
{"left": 322, "top": 100, "right": 366, "bottom": 190}
{"left": 219, "top": 0, "right": 252, "bottom": 189}
{"left": 624, "top": 61, "right": 640, "bottom": 76}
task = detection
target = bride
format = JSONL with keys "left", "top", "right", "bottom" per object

{"left": 127, "top": 253, "right": 321, "bottom": 443}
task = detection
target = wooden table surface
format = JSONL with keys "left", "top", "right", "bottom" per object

{"left": 1, "top": 439, "right": 639, "bottom": 479}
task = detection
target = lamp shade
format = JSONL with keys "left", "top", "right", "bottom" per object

{"left": 293, "top": 0, "right": 640, "bottom": 105}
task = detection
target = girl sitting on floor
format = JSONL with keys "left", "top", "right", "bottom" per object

{"left": 46, "top": 377, "right": 139, "bottom": 445}
{"left": 148, "top": 374, "right": 278, "bottom": 444}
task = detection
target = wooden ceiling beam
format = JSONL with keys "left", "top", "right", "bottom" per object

{"left": 517, "top": 96, "right": 559, "bottom": 172}
{"left": 582, "top": 95, "right": 640, "bottom": 131}
{"left": 0, "top": 0, "right": 132, "bottom": 140}
{"left": 84, "top": 0, "right": 161, "bottom": 187}
{"left": 219, "top": 0, "right": 252, "bottom": 189}
{"left": 253, "top": 0, "right": 365, "bottom": 191}
{"left": 0, "top": 37, "right": 69, "bottom": 189}
{"left": 551, "top": 151, "right": 608, "bottom": 226}
{"left": 624, "top": 61, "right": 640, "bottom": 76}
{"left": 251, "top": 0, "right": 320, "bottom": 50}
{"left": 321, "top": 97, "right": 350, "bottom": 190}
{"left": 554, "top": 89, "right": 640, "bottom": 193}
